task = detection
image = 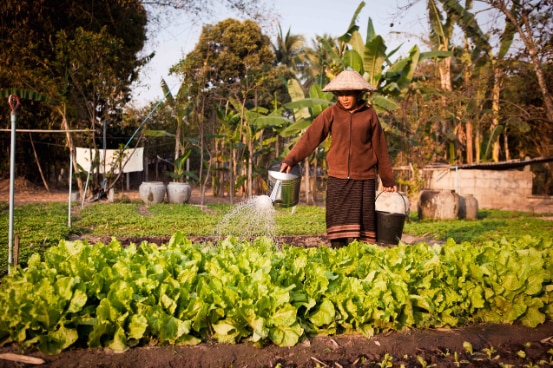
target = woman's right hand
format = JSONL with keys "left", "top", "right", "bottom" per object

{"left": 280, "top": 162, "right": 291, "bottom": 173}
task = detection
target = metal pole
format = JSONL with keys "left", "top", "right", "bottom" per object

{"left": 102, "top": 118, "right": 107, "bottom": 175}
{"left": 81, "top": 162, "right": 92, "bottom": 209}
{"left": 68, "top": 150, "right": 73, "bottom": 227}
{"left": 455, "top": 166, "right": 459, "bottom": 194}
{"left": 7, "top": 95, "right": 21, "bottom": 275}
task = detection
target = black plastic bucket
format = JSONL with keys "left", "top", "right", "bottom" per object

{"left": 376, "top": 211, "right": 406, "bottom": 245}
{"left": 375, "top": 191, "right": 408, "bottom": 245}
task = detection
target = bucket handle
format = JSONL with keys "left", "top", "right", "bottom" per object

{"left": 375, "top": 191, "right": 409, "bottom": 215}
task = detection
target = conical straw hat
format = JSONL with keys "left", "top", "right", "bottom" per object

{"left": 322, "top": 70, "right": 376, "bottom": 92}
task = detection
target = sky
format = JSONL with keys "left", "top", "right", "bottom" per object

{"left": 131, "top": 0, "right": 428, "bottom": 107}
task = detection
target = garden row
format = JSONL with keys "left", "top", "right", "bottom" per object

{"left": 0, "top": 232, "right": 551, "bottom": 354}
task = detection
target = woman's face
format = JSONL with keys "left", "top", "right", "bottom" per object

{"left": 336, "top": 90, "right": 360, "bottom": 110}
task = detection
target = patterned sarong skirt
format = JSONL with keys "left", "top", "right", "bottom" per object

{"left": 326, "top": 177, "right": 376, "bottom": 242}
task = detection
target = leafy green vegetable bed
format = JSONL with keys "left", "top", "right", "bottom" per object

{"left": 1, "top": 233, "right": 551, "bottom": 354}
{"left": 2, "top": 201, "right": 551, "bottom": 278}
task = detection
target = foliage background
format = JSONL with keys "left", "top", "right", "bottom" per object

{"left": 0, "top": 0, "right": 552, "bottom": 199}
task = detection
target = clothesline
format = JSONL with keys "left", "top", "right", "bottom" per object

{"left": 0, "top": 129, "right": 89, "bottom": 133}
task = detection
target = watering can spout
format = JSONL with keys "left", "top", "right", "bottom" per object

{"left": 269, "top": 180, "right": 281, "bottom": 203}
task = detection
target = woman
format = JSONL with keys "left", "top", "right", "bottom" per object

{"left": 280, "top": 70, "right": 397, "bottom": 247}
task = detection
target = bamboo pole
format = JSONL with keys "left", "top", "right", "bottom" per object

{"left": 0, "top": 128, "right": 88, "bottom": 133}
{"left": 7, "top": 95, "right": 20, "bottom": 275}
{"left": 0, "top": 353, "right": 45, "bottom": 365}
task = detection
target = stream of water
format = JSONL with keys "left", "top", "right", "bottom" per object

{"left": 215, "top": 195, "right": 276, "bottom": 240}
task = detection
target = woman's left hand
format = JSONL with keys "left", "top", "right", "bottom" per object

{"left": 383, "top": 185, "right": 397, "bottom": 192}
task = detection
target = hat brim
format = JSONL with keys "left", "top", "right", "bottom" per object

{"left": 321, "top": 70, "right": 377, "bottom": 92}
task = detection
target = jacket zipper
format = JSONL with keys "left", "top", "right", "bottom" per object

{"left": 347, "top": 112, "right": 353, "bottom": 179}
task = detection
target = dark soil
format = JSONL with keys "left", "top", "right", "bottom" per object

{"left": 1, "top": 321, "right": 553, "bottom": 367}
{"left": 72, "top": 235, "right": 332, "bottom": 249}
{"left": 2, "top": 181, "right": 553, "bottom": 367}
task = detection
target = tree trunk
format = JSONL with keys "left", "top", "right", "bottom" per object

{"left": 29, "top": 133, "right": 50, "bottom": 192}
{"left": 439, "top": 55, "right": 454, "bottom": 163}
{"left": 247, "top": 136, "right": 253, "bottom": 197}
{"left": 475, "top": 124, "right": 481, "bottom": 163}
{"left": 230, "top": 143, "right": 236, "bottom": 204}
{"left": 491, "top": 65, "right": 502, "bottom": 162}
{"left": 503, "top": 128, "right": 510, "bottom": 161}
{"left": 493, "top": 0, "right": 553, "bottom": 122}
{"left": 463, "top": 46, "right": 474, "bottom": 164}
{"left": 466, "top": 120, "right": 473, "bottom": 163}
{"left": 216, "top": 138, "right": 224, "bottom": 197}
{"left": 201, "top": 147, "right": 212, "bottom": 204}
{"left": 312, "top": 157, "right": 318, "bottom": 204}
{"left": 197, "top": 107, "right": 206, "bottom": 206}
{"left": 58, "top": 105, "right": 83, "bottom": 194}
{"left": 175, "top": 119, "right": 181, "bottom": 161}
{"left": 439, "top": 56, "right": 452, "bottom": 91}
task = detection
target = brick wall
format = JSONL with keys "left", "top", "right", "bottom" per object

{"left": 422, "top": 168, "right": 534, "bottom": 211}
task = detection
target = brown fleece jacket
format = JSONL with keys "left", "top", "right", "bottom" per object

{"left": 283, "top": 100, "right": 396, "bottom": 187}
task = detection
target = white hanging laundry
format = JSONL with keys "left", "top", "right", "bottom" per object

{"left": 75, "top": 147, "right": 143, "bottom": 173}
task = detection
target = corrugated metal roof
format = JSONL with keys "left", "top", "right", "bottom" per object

{"left": 425, "top": 157, "right": 553, "bottom": 171}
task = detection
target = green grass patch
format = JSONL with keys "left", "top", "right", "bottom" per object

{"left": 77, "top": 202, "right": 220, "bottom": 237}
{"left": 1, "top": 200, "right": 552, "bottom": 277}
{"left": 0, "top": 202, "right": 88, "bottom": 276}
{"left": 404, "top": 209, "right": 553, "bottom": 244}
{"left": 275, "top": 205, "right": 326, "bottom": 235}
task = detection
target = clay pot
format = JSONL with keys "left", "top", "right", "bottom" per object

{"left": 458, "top": 194, "right": 479, "bottom": 220}
{"left": 167, "top": 182, "right": 192, "bottom": 204}
{"left": 418, "top": 189, "right": 459, "bottom": 220}
{"left": 139, "top": 182, "right": 166, "bottom": 204}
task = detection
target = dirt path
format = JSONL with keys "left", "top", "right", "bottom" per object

{"left": 0, "top": 178, "right": 229, "bottom": 206}
{"left": 1, "top": 322, "right": 552, "bottom": 367}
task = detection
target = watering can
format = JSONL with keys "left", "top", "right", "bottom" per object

{"left": 267, "top": 162, "right": 301, "bottom": 207}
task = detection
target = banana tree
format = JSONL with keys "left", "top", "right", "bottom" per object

{"left": 214, "top": 102, "right": 242, "bottom": 203}
{"left": 322, "top": 3, "right": 450, "bottom": 111}
{"left": 434, "top": 0, "right": 516, "bottom": 163}
{"left": 317, "top": 2, "right": 451, "bottom": 170}
{"left": 160, "top": 78, "right": 194, "bottom": 171}
{"left": 485, "top": 0, "right": 553, "bottom": 123}
{"left": 227, "top": 97, "right": 293, "bottom": 198}
{"left": 280, "top": 80, "right": 334, "bottom": 203}
{"left": 427, "top": 0, "right": 463, "bottom": 164}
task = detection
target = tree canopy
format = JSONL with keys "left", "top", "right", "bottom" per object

{"left": 173, "top": 19, "right": 274, "bottom": 99}
{"left": 0, "top": 0, "right": 148, "bottom": 189}
{"left": 1, "top": 0, "right": 551, "bottom": 197}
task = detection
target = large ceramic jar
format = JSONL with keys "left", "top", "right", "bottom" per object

{"left": 167, "top": 182, "right": 192, "bottom": 204}
{"left": 418, "top": 189, "right": 459, "bottom": 220}
{"left": 139, "top": 181, "right": 166, "bottom": 204}
{"left": 458, "top": 194, "right": 479, "bottom": 220}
